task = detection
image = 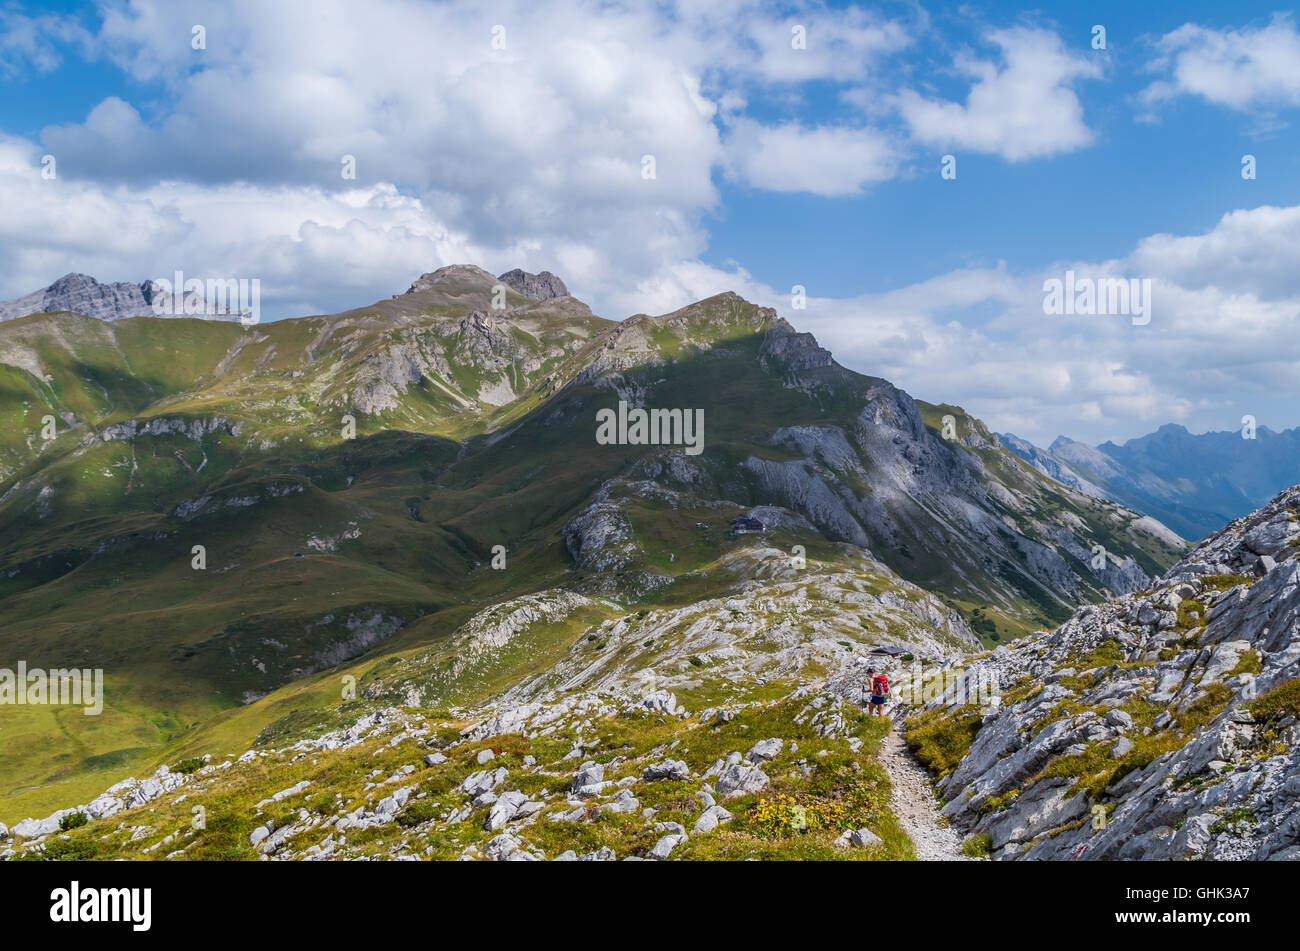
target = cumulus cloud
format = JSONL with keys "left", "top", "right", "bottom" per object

{"left": 896, "top": 26, "right": 1103, "bottom": 160}
{"left": 722, "top": 119, "right": 901, "bottom": 196}
{"left": 649, "top": 205, "right": 1300, "bottom": 447}
{"left": 4, "top": 1, "right": 1297, "bottom": 448}
{"left": 1142, "top": 14, "right": 1300, "bottom": 112}
{"left": 0, "top": 137, "right": 486, "bottom": 318}
{"left": 17, "top": 0, "right": 927, "bottom": 315}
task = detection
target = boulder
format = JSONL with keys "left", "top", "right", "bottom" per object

{"left": 484, "top": 791, "right": 540, "bottom": 831}
{"left": 693, "top": 805, "right": 733, "bottom": 835}
{"left": 747, "top": 738, "right": 783, "bottom": 762}
{"left": 643, "top": 759, "right": 691, "bottom": 782}
{"left": 834, "top": 827, "right": 883, "bottom": 849}
{"left": 648, "top": 823, "right": 688, "bottom": 860}
{"left": 715, "top": 763, "right": 769, "bottom": 798}
{"left": 571, "top": 762, "right": 605, "bottom": 793}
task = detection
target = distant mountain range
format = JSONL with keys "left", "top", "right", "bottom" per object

{"left": 0, "top": 267, "right": 574, "bottom": 323}
{"left": 999, "top": 424, "right": 1300, "bottom": 541}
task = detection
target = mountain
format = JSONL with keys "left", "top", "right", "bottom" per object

{"left": 496, "top": 268, "right": 569, "bottom": 301}
{"left": 999, "top": 426, "right": 1300, "bottom": 542}
{"left": 0, "top": 265, "right": 1183, "bottom": 830}
{"left": 997, "top": 432, "right": 1106, "bottom": 499}
{"left": 0, "top": 272, "right": 162, "bottom": 322}
{"left": 907, "top": 483, "right": 1300, "bottom": 860}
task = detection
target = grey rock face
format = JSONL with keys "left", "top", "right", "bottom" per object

{"left": 0, "top": 273, "right": 161, "bottom": 322}
{"left": 759, "top": 319, "right": 835, "bottom": 373}
{"left": 563, "top": 489, "right": 638, "bottom": 573}
{"left": 733, "top": 379, "right": 1161, "bottom": 612}
{"left": 935, "top": 484, "right": 1300, "bottom": 861}
{"left": 496, "top": 268, "right": 569, "bottom": 301}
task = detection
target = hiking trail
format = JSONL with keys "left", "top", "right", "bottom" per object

{"left": 879, "top": 719, "right": 972, "bottom": 861}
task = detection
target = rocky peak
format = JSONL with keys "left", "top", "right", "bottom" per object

{"left": 759, "top": 318, "right": 835, "bottom": 373}
{"left": 0, "top": 272, "right": 162, "bottom": 322}
{"left": 403, "top": 264, "right": 497, "bottom": 296}
{"left": 496, "top": 268, "right": 569, "bottom": 301}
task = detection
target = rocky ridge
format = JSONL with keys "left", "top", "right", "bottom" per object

{"left": 0, "top": 273, "right": 161, "bottom": 322}
{"left": 918, "top": 484, "right": 1300, "bottom": 860}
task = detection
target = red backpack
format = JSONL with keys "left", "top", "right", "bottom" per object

{"left": 872, "top": 674, "right": 889, "bottom": 697}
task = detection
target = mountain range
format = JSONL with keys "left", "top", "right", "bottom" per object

{"left": 0, "top": 264, "right": 1184, "bottom": 828}
{"left": 7, "top": 272, "right": 1290, "bottom": 549}
{"left": 0, "top": 266, "right": 574, "bottom": 324}
{"left": 0, "top": 264, "right": 1294, "bottom": 863}
{"left": 2, "top": 424, "right": 1295, "bottom": 861}
{"left": 1000, "top": 426, "right": 1300, "bottom": 541}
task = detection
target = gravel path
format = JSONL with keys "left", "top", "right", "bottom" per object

{"left": 877, "top": 718, "right": 971, "bottom": 861}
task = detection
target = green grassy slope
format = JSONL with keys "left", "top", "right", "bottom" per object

{"left": 0, "top": 281, "right": 1185, "bottom": 820}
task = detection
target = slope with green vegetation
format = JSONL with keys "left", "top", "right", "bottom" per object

{"left": 0, "top": 265, "right": 1184, "bottom": 830}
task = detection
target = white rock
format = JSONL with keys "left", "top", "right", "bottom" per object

{"left": 649, "top": 832, "right": 687, "bottom": 859}
{"left": 715, "top": 763, "right": 769, "bottom": 798}
{"left": 747, "top": 738, "right": 783, "bottom": 762}
{"left": 693, "top": 805, "right": 733, "bottom": 835}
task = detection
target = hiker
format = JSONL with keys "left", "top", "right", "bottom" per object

{"left": 867, "top": 666, "right": 889, "bottom": 716}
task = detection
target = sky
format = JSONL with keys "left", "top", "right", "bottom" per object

{"left": 1, "top": 0, "right": 1298, "bottom": 447}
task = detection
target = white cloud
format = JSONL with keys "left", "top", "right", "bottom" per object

{"left": 1142, "top": 15, "right": 1300, "bottom": 112}
{"left": 643, "top": 205, "right": 1300, "bottom": 448}
{"left": 896, "top": 26, "right": 1102, "bottom": 161}
{"left": 0, "top": 10, "right": 90, "bottom": 78}
{"left": 1131, "top": 204, "right": 1300, "bottom": 298}
{"left": 6, "top": 2, "right": 1296, "bottom": 450}
{"left": 723, "top": 119, "right": 901, "bottom": 196}
{"left": 8, "top": 0, "right": 931, "bottom": 316}
{"left": 741, "top": 7, "right": 914, "bottom": 83}
{"left": 13, "top": 0, "right": 920, "bottom": 314}
{"left": 0, "top": 136, "right": 484, "bottom": 317}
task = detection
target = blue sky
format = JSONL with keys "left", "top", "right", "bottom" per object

{"left": 1, "top": 0, "right": 1299, "bottom": 447}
